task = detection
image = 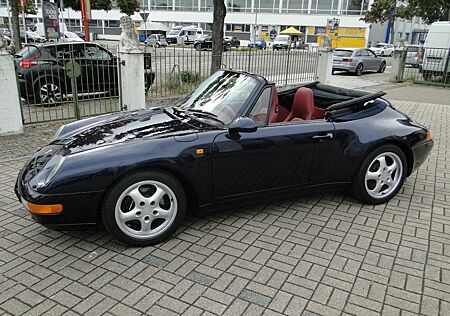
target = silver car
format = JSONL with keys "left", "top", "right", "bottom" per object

{"left": 333, "top": 48, "right": 386, "bottom": 76}
{"left": 144, "top": 34, "right": 168, "bottom": 48}
{"left": 404, "top": 45, "right": 423, "bottom": 67}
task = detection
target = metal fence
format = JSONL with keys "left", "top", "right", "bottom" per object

{"left": 145, "top": 46, "right": 320, "bottom": 99}
{"left": 15, "top": 43, "right": 122, "bottom": 124}
{"left": 400, "top": 47, "right": 450, "bottom": 86}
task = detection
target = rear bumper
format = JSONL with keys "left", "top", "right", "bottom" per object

{"left": 333, "top": 64, "right": 356, "bottom": 72}
{"left": 411, "top": 140, "right": 433, "bottom": 174}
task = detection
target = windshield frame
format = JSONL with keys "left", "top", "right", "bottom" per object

{"left": 173, "top": 70, "right": 265, "bottom": 127}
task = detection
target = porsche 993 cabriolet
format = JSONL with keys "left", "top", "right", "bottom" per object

{"left": 15, "top": 70, "right": 433, "bottom": 246}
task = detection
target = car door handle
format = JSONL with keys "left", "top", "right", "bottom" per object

{"left": 312, "top": 133, "right": 333, "bottom": 140}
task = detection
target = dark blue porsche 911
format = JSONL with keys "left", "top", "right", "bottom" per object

{"left": 15, "top": 70, "right": 433, "bottom": 246}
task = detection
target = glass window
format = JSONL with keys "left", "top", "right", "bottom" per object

{"left": 249, "top": 88, "right": 271, "bottom": 126}
{"left": 151, "top": 0, "right": 171, "bottom": 10}
{"left": 366, "top": 49, "right": 376, "bottom": 57}
{"left": 227, "top": 0, "right": 250, "bottom": 12}
{"left": 257, "top": 0, "right": 279, "bottom": 12}
{"left": 80, "top": 45, "right": 111, "bottom": 60}
{"left": 341, "top": 0, "right": 363, "bottom": 15}
{"left": 334, "top": 49, "right": 353, "bottom": 57}
{"left": 200, "top": 0, "right": 213, "bottom": 11}
{"left": 89, "top": 20, "right": 101, "bottom": 27}
{"left": 174, "top": 0, "right": 196, "bottom": 11}
{"left": 104, "top": 20, "right": 120, "bottom": 28}
{"left": 176, "top": 70, "right": 259, "bottom": 125}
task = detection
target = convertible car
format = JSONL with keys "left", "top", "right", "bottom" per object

{"left": 15, "top": 70, "right": 433, "bottom": 246}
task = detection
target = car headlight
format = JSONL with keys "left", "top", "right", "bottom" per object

{"left": 30, "top": 154, "right": 67, "bottom": 189}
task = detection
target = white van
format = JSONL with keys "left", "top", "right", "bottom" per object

{"left": 32, "top": 22, "right": 68, "bottom": 38}
{"left": 166, "top": 25, "right": 203, "bottom": 45}
{"left": 421, "top": 22, "right": 450, "bottom": 80}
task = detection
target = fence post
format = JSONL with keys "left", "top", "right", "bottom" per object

{"left": 391, "top": 48, "right": 406, "bottom": 82}
{"left": 285, "top": 48, "right": 291, "bottom": 85}
{"left": 118, "top": 49, "right": 146, "bottom": 111}
{"left": 316, "top": 48, "right": 333, "bottom": 83}
{"left": 0, "top": 50, "right": 23, "bottom": 135}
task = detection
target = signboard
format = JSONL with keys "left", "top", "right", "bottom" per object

{"left": 42, "top": 1, "right": 60, "bottom": 40}
{"left": 327, "top": 18, "right": 340, "bottom": 35}
{"left": 139, "top": 12, "right": 149, "bottom": 22}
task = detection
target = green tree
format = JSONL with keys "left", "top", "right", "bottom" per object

{"left": 211, "top": 0, "right": 226, "bottom": 74}
{"left": 116, "top": 0, "right": 139, "bottom": 16}
{"left": 404, "top": 0, "right": 450, "bottom": 24}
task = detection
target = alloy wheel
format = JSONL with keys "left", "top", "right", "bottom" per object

{"left": 115, "top": 180, "right": 178, "bottom": 239}
{"left": 39, "top": 83, "right": 62, "bottom": 105}
{"left": 364, "top": 152, "right": 403, "bottom": 199}
{"left": 356, "top": 64, "right": 363, "bottom": 76}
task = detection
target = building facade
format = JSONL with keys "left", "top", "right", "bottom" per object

{"left": 0, "top": 0, "right": 429, "bottom": 46}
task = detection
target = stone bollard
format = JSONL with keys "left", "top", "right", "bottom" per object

{"left": 118, "top": 16, "right": 146, "bottom": 111}
{"left": 317, "top": 48, "right": 333, "bottom": 84}
{"left": 390, "top": 48, "right": 405, "bottom": 82}
{"left": 0, "top": 51, "right": 23, "bottom": 135}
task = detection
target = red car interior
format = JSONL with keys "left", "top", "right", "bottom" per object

{"left": 268, "top": 85, "right": 326, "bottom": 124}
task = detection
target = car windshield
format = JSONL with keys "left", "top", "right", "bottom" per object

{"left": 169, "top": 30, "right": 181, "bottom": 36}
{"left": 275, "top": 35, "right": 289, "bottom": 42}
{"left": 27, "top": 32, "right": 39, "bottom": 37}
{"left": 375, "top": 44, "right": 386, "bottom": 48}
{"left": 65, "top": 32, "right": 78, "bottom": 38}
{"left": 174, "top": 70, "right": 259, "bottom": 125}
{"left": 15, "top": 45, "right": 41, "bottom": 59}
{"left": 334, "top": 50, "right": 353, "bottom": 57}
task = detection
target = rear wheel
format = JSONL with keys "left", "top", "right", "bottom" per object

{"left": 102, "top": 171, "right": 186, "bottom": 246}
{"left": 353, "top": 145, "right": 407, "bottom": 204}
{"left": 155, "top": 42, "right": 160, "bottom": 48}
{"left": 35, "top": 80, "right": 63, "bottom": 106}
{"left": 195, "top": 44, "right": 201, "bottom": 51}
{"left": 355, "top": 63, "right": 364, "bottom": 76}
{"left": 378, "top": 61, "right": 386, "bottom": 73}
{"left": 380, "top": 51, "right": 384, "bottom": 57}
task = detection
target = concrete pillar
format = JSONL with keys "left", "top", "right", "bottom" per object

{"left": 390, "top": 48, "right": 405, "bottom": 82}
{"left": 0, "top": 52, "right": 23, "bottom": 135}
{"left": 317, "top": 49, "right": 333, "bottom": 84}
{"left": 119, "top": 50, "right": 146, "bottom": 111}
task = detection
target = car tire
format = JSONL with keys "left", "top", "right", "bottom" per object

{"left": 195, "top": 44, "right": 201, "bottom": 51}
{"left": 155, "top": 42, "right": 160, "bottom": 48}
{"left": 377, "top": 62, "right": 386, "bottom": 73}
{"left": 352, "top": 145, "right": 407, "bottom": 205}
{"left": 355, "top": 63, "right": 364, "bottom": 76}
{"left": 35, "top": 79, "right": 64, "bottom": 107}
{"left": 380, "top": 51, "right": 384, "bottom": 57}
{"left": 102, "top": 170, "right": 187, "bottom": 246}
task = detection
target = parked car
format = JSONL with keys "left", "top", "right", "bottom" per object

{"left": 1, "top": 28, "right": 11, "bottom": 37}
{"left": 272, "top": 35, "right": 290, "bottom": 50}
{"left": 370, "top": 43, "right": 394, "bottom": 56}
{"left": 166, "top": 25, "right": 202, "bottom": 45}
{"left": 333, "top": 48, "right": 386, "bottom": 76}
{"left": 421, "top": 21, "right": 450, "bottom": 82}
{"left": 15, "top": 69, "right": 433, "bottom": 246}
{"left": 144, "top": 34, "right": 168, "bottom": 48}
{"left": 14, "top": 42, "right": 155, "bottom": 106}
{"left": 248, "top": 38, "right": 266, "bottom": 49}
{"left": 60, "top": 31, "right": 84, "bottom": 42}
{"left": 194, "top": 35, "right": 230, "bottom": 51}
{"left": 223, "top": 36, "right": 240, "bottom": 48}
{"left": 21, "top": 31, "right": 47, "bottom": 43}
{"left": 404, "top": 45, "right": 423, "bottom": 67}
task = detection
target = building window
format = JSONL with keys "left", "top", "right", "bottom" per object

{"left": 310, "top": 0, "right": 338, "bottom": 14}
{"left": 104, "top": 20, "right": 120, "bottom": 28}
{"left": 150, "top": 0, "right": 172, "bottom": 10}
{"left": 174, "top": 0, "right": 196, "bottom": 11}
{"left": 89, "top": 20, "right": 101, "bottom": 27}
{"left": 341, "top": 0, "right": 366, "bottom": 15}
{"left": 282, "top": 0, "right": 308, "bottom": 13}
{"left": 226, "top": 24, "right": 251, "bottom": 32}
{"left": 227, "top": 0, "right": 251, "bottom": 12}
{"left": 257, "top": 0, "right": 280, "bottom": 13}
{"left": 200, "top": 0, "right": 213, "bottom": 11}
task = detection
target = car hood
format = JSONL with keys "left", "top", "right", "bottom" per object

{"left": 273, "top": 40, "right": 288, "bottom": 45}
{"left": 53, "top": 107, "right": 211, "bottom": 154}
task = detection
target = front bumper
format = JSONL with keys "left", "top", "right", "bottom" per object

{"left": 15, "top": 174, "right": 104, "bottom": 229}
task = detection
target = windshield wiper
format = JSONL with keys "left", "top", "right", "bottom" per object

{"left": 186, "top": 109, "right": 224, "bottom": 125}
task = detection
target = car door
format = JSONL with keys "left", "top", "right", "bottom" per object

{"left": 212, "top": 86, "right": 337, "bottom": 199}
{"left": 366, "top": 49, "right": 381, "bottom": 70}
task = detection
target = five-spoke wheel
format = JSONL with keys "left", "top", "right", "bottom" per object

{"left": 353, "top": 145, "right": 407, "bottom": 204}
{"left": 102, "top": 171, "right": 186, "bottom": 246}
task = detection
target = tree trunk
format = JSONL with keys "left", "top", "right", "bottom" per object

{"left": 389, "top": 16, "right": 395, "bottom": 44}
{"left": 211, "top": 0, "right": 226, "bottom": 74}
{"left": 11, "top": 0, "right": 22, "bottom": 51}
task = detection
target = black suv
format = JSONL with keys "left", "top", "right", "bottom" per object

{"left": 15, "top": 42, "right": 155, "bottom": 105}
{"left": 194, "top": 35, "right": 230, "bottom": 51}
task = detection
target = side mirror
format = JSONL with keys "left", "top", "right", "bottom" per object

{"left": 228, "top": 117, "right": 257, "bottom": 139}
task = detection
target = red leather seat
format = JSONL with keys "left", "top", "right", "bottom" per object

{"left": 269, "top": 86, "right": 289, "bottom": 123}
{"left": 284, "top": 87, "right": 315, "bottom": 122}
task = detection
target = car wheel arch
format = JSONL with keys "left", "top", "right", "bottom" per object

{"left": 357, "top": 140, "right": 414, "bottom": 180}
{"left": 96, "top": 165, "right": 199, "bottom": 222}
{"left": 32, "top": 75, "right": 67, "bottom": 93}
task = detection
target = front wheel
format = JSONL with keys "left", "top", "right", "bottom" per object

{"left": 352, "top": 145, "right": 407, "bottom": 204}
{"left": 102, "top": 171, "right": 186, "bottom": 246}
{"left": 195, "top": 44, "right": 201, "bottom": 51}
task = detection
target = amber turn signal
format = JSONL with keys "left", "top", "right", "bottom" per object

{"left": 28, "top": 202, "right": 63, "bottom": 214}
{"left": 426, "top": 130, "right": 433, "bottom": 142}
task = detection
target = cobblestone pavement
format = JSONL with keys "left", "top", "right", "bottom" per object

{"left": 0, "top": 97, "right": 449, "bottom": 316}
